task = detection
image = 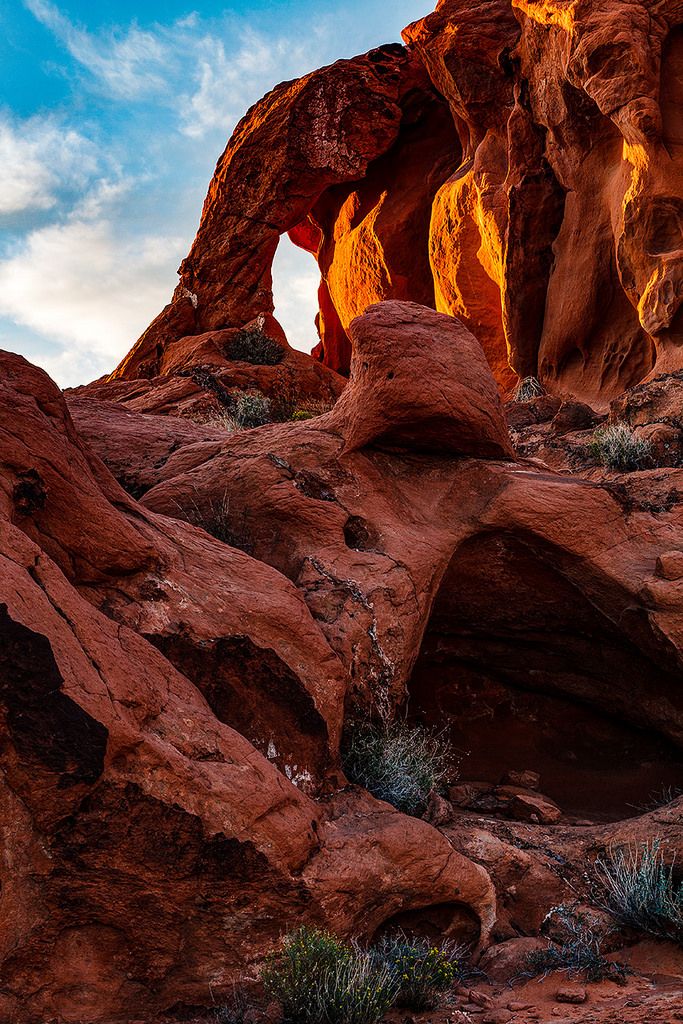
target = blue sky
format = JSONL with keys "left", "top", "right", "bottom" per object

{"left": 0, "top": 0, "right": 428, "bottom": 387}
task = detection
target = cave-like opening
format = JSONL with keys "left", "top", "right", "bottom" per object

{"left": 408, "top": 531, "right": 683, "bottom": 821}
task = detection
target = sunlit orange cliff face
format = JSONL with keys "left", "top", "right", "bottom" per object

{"left": 111, "top": 0, "right": 683, "bottom": 406}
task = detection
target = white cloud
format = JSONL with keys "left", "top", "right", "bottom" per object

{"left": 177, "top": 29, "right": 314, "bottom": 138}
{"left": 25, "top": 0, "right": 324, "bottom": 139}
{"left": 272, "top": 235, "right": 321, "bottom": 355}
{"left": 0, "top": 182, "right": 182, "bottom": 386}
{"left": 25, "top": 0, "right": 171, "bottom": 100}
{"left": 0, "top": 111, "right": 100, "bottom": 215}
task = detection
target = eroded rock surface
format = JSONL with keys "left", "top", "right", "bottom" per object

{"left": 4, "top": 1, "right": 683, "bottom": 1021}
{"left": 0, "top": 350, "right": 495, "bottom": 1023}
{"left": 111, "top": 0, "right": 683, "bottom": 407}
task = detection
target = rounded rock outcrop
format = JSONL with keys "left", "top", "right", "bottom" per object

{"left": 326, "top": 300, "right": 514, "bottom": 457}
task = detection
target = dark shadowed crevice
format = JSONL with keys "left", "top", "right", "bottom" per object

{"left": 149, "top": 633, "right": 330, "bottom": 783}
{"left": 0, "top": 604, "right": 108, "bottom": 788}
{"left": 374, "top": 900, "right": 480, "bottom": 947}
{"left": 407, "top": 532, "right": 683, "bottom": 820}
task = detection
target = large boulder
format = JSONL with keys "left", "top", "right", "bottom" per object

{"left": 325, "top": 301, "right": 513, "bottom": 456}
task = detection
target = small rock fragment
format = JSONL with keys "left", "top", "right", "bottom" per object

{"left": 556, "top": 985, "right": 587, "bottom": 1004}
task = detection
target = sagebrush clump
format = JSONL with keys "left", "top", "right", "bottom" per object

{"left": 261, "top": 927, "right": 397, "bottom": 1024}
{"left": 513, "top": 376, "right": 544, "bottom": 402}
{"left": 595, "top": 840, "right": 683, "bottom": 942}
{"left": 524, "top": 905, "right": 627, "bottom": 983}
{"left": 372, "top": 934, "right": 464, "bottom": 1010}
{"left": 212, "top": 988, "right": 250, "bottom": 1024}
{"left": 227, "top": 328, "right": 284, "bottom": 365}
{"left": 262, "top": 927, "right": 463, "bottom": 1023}
{"left": 590, "top": 422, "right": 651, "bottom": 471}
{"left": 233, "top": 390, "right": 271, "bottom": 428}
{"left": 343, "top": 720, "right": 452, "bottom": 815}
{"left": 171, "top": 488, "right": 233, "bottom": 545}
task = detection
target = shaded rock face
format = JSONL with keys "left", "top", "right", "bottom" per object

{"left": 115, "top": 0, "right": 683, "bottom": 408}
{"left": 0, "top": 345, "right": 497, "bottom": 1023}
{"left": 5, "top": 295, "right": 683, "bottom": 1022}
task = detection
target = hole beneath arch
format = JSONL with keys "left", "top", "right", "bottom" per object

{"left": 374, "top": 901, "right": 480, "bottom": 946}
{"left": 271, "top": 234, "right": 320, "bottom": 355}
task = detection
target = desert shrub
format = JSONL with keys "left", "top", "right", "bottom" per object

{"left": 514, "top": 376, "right": 544, "bottom": 402}
{"left": 262, "top": 927, "right": 397, "bottom": 1024}
{"left": 290, "top": 398, "right": 338, "bottom": 421}
{"left": 524, "top": 905, "right": 627, "bottom": 983}
{"left": 227, "top": 328, "right": 284, "bottom": 365}
{"left": 212, "top": 988, "right": 250, "bottom": 1023}
{"left": 171, "top": 488, "right": 234, "bottom": 545}
{"left": 233, "top": 390, "right": 271, "bottom": 428}
{"left": 372, "top": 934, "right": 464, "bottom": 1010}
{"left": 590, "top": 422, "right": 651, "bottom": 471}
{"left": 343, "top": 720, "right": 452, "bottom": 815}
{"left": 188, "top": 407, "right": 239, "bottom": 432}
{"left": 629, "top": 785, "right": 682, "bottom": 814}
{"left": 595, "top": 840, "right": 683, "bottom": 941}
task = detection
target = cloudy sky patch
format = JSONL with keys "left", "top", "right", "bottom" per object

{"left": 0, "top": 0, "right": 427, "bottom": 387}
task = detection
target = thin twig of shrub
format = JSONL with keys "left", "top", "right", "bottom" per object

{"left": 513, "top": 376, "right": 544, "bottom": 402}
{"left": 189, "top": 407, "right": 239, "bottom": 431}
{"left": 212, "top": 986, "right": 251, "bottom": 1023}
{"left": 342, "top": 720, "right": 452, "bottom": 816}
{"left": 595, "top": 840, "right": 683, "bottom": 941}
{"left": 523, "top": 905, "right": 628, "bottom": 983}
{"left": 170, "top": 487, "right": 233, "bottom": 545}
{"left": 590, "top": 422, "right": 651, "bottom": 471}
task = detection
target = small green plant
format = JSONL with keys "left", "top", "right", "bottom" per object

{"left": 514, "top": 376, "right": 544, "bottom": 402}
{"left": 372, "top": 933, "right": 464, "bottom": 1010}
{"left": 227, "top": 328, "right": 284, "bottom": 365}
{"left": 595, "top": 840, "right": 683, "bottom": 941}
{"left": 233, "top": 390, "right": 271, "bottom": 428}
{"left": 262, "top": 927, "right": 397, "bottom": 1024}
{"left": 343, "top": 720, "right": 452, "bottom": 815}
{"left": 291, "top": 409, "right": 315, "bottom": 421}
{"left": 524, "top": 905, "right": 627, "bottom": 983}
{"left": 590, "top": 422, "right": 651, "bottom": 471}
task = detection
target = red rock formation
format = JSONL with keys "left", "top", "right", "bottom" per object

{"left": 113, "top": 0, "right": 683, "bottom": 409}
{"left": 325, "top": 301, "right": 513, "bottom": 456}
{"left": 6, "top": 2, "right": 683, "bottom": 1021}
{"left": 85, "top": 312, "right": 345, "bottom": 423}
{"left": 6, "top": 293, "right": 683, "bottom": 1021}
{"left": 62, "top": 297, "right": 683, "bottom": 1024}
{"left": 112, "top": 44, "right": 423, "bottom": 381}
{"left": 404, "top": 0, "right": 683, "bottom": 403}
{"left": 0, "top": 349, "right": 495, "bottom": 1022}
{"left": 295, "top": 84, "right": 460, "bottom": 368}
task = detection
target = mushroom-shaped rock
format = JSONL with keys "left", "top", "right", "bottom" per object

{"left": 327, "top": 300, "right": 513, "bottom": 456}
